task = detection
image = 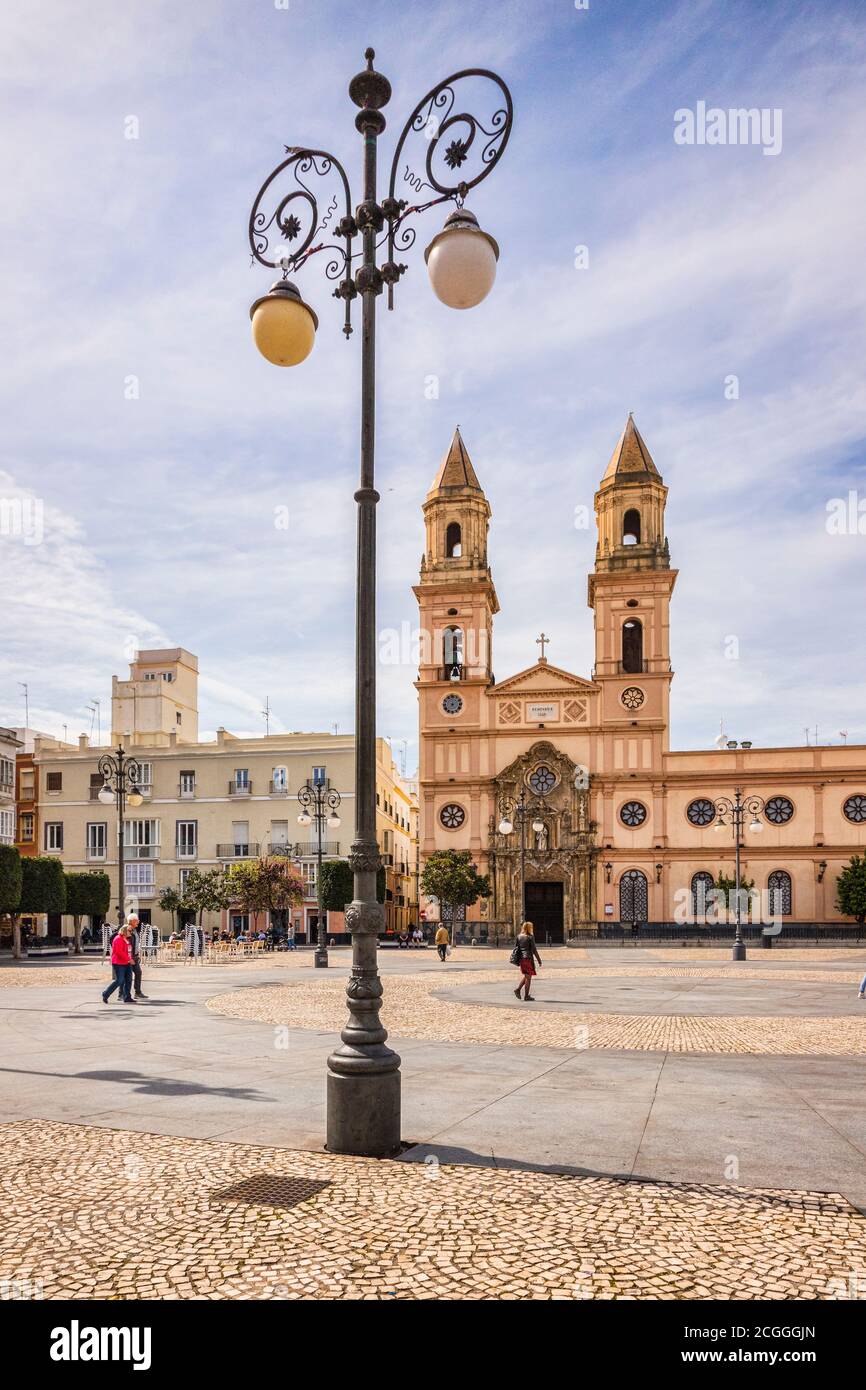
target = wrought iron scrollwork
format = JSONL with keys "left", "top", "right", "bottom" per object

{"left": 248, "top": 147, "right": 358, "bottom": 334}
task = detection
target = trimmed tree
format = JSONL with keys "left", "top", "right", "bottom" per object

{"left": 183, "top": 867, "right": 232, "bottom": 932}
{"left": 19, "top": 858, "right": 67, "bottom": 953}
{"left": 158, "top": 885, "right": 186, "bottom": 934}
{"left": 420, "top": 850, "right": 490, "bottom": 935}
{"left": 0, "top": 845, "right": 23, "bottom": 958}
{"left": 229, "top": 856, "right": 305, "bottom": 935}
{"left": 64, "top": 871, "right": 110, "bottom": 954}
{"left": 319, "top": 859, "right": 386, "bottom": 913}
{"left": 836, "top": 855, "right": 866, "bottom": 923}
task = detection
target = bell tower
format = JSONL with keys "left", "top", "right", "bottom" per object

{"left": 414, "top": 427, "right": 498, "bottom": 688}
{"left": 587, "top": 415, "right": 677, "bottom": 745}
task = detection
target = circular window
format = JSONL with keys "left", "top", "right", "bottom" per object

{"left": 442, "top": 693, "right": 463, "bottom": 715}
{"left": 620, "top": 800, "right": 647, "bottom": 828}
{"left": 528, "top": 764, "right": 556, "bottom": 795}
{"left": 843, "top": 794, "right": 866, "bottom": 824}
{"left": 621, "top": 686, "right": 645, "bottom": 710}
{"left": 439, "top": 803, "right": 465, "bottom": 830}
{"left": 687, "top": 798, "right": 716, "bottom": 827}
{"left": 764, "top": 796, "right": 794, "bottom": 825}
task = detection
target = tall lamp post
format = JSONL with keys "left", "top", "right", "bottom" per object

{"left": 97, "top": 746, "right": 143, "bottom": 931}
{"left": 297, "top": 770, "right": 341, "bottom": 969}
{"left": 713, "top": 789, "right": 764, "bottom": 961}
{"left": 247, "top": 50, "right": 513, "bottom": 1157}
{"left": 498, "top": 788, "right": 548, "bottom": 935}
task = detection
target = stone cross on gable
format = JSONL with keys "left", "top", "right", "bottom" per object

{"left": 536, "top": 632, "right": 550, "bottom": 661}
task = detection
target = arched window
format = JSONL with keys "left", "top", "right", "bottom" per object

{"left": 768, "top": 869, "right": 792, "bottom": 917}
{"left": 445, "top": 522, "right": 462, "bottom": 558}
{"left": 443, "top": 626, "right": 464, "bottom": 676}
{"left": 619, "top": 869, "right": 648, "bottom": 925}
{"left": 622, "top": 618, "right": 643, "bottom": 673}
{"left": 271, "top": 765, "right": 287, "bottom": 792}
{"left": 623, "top": 508, "right": 641, "bottom": 545}
{"left": 691, "top": 871, "right": 714, "bottom": 920}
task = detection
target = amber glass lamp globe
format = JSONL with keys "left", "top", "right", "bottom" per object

{"left": 250, "top": 281, "right": 318, "bottom": 367}
{"left": 425, "top": 210, "right": 499, "bottom": 310}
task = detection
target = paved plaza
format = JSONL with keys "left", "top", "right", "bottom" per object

{"left": 1, "top": 946, "right": 865, "bottom": 1299}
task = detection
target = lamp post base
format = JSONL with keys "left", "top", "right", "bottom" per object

{"left": 314, "top": 948, "right": 329, "bottom": 968}
{"left": 732, "top": 941, "right": 747, "bottom": 962}
{"left": 326, "top": 1066, "right": 401, "bottom": 1156}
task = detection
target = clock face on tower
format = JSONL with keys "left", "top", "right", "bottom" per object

{"left": 621, "top": 686, "right": 645, "bottom": 710}
{"left": 442, "top": 693, "right": 463, "bottom": 715}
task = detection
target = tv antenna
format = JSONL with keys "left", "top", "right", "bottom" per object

{"left": 840, "top": 730, "right": 848, "bottom": 745}
{"left": 262, "top": 697, "right": 271, "bottom": 736}
{"left": 18, "top": 682, "right": 29, "bottom": 729}
{"left": 88, "top": 700, "right": 101, "bottom": 744}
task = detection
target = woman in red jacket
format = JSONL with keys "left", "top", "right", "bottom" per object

{"left": 102, "top": 924, "right": 134, "bottom": 1004}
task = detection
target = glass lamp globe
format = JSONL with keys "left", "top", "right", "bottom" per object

{"left": 327, "top": 812, "right": 341, "bottom": 829}
{"left": 424, "top": 210, "right": 499, "bottom": 310}
{"left": 749, "top": 818, "right": 763, "bottom": 832}
{"left": 250, "top": 281, "right": 318, "bottom": 367}
{"left": 97, "top": 784, "right": 114, "bottom": 805}
{"left": 127, "top": 788, "right": 144, "bottom": 808}
{"left": 714, "top": 817, "right": 726, "bottom": 831}
{"left": 297, "top": 809, "right": 312, "bottom": 827}
{"left": 498, "top": 817, "right": 513, "bottom": 835}
{"left": 531, "top": 818, "right": 545, "bottom": 834}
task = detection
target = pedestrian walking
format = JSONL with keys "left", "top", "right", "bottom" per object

{"left": 127, "top": 915, "right": 149, "bottom": 999}
{"left": 858, "top": 972, "right": 866, "bottom": 999}
{"left": 435, "top": 923, "right": 450, "bottom": 962}
{"left": 511, "top": 920, "right": 542, "bottom": 1000}
{"left": 102, "top": 924, "right": 135, "bottom": 1004}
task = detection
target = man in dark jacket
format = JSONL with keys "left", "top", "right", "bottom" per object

{"left": 127, "top": 915, "right": 149, "bottom": 999}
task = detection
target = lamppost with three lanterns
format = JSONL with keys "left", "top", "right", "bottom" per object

{"left": 296, "top": 769, "right": 341, "bottom": 969}
{"left": 713, "top": 789, "right": 765, "bottom": 961}
{"left": 97, "top": 745, "right": 144, "bottom": 931}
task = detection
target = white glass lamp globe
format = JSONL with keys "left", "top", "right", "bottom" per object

{"left": 424, "top": 210, "right": 499, "bottom": 310}
{"left": 127, "top": 788, "right": 144, "bottom": 808}
{"left": 531, "top": 818, "right": 545, "bottom": 834}
{"left": 250, "top": 281, "right": 318, "bottom": 367}
{"left": 297, "top": 809, "right": 312, "bottom": 827}
{"left": 749, "top": 818, "right": 763, "bottom": 832}
{"left": 498, "top": 817, "right": 513, "bottom": 836}
{"left": 98, "top": 784, "right": 114, "bottom": 805}
{"left": 327, "top": 811, "right": 341, "bottom": 829}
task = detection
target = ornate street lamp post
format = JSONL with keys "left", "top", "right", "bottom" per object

{"left": 498, "top": 788, "right": 548, "bottom": 935}
{"left": 97, "top": 745, "right": 144, "bottom": 935}
{"left": 297, "top": 770, "right": 341, "bottom": 969}
{"left": 246, "top": 50, "right": 513, "bottom": 1156}
{"left": 713, "top": 789, "right": 764, "bottom": 961}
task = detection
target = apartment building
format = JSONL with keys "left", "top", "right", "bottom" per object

{"left": 0, "top": 728, "right": 21, "bottom": 847}
{"left": 29, "top": 648, "right": 418, "bottom": 939}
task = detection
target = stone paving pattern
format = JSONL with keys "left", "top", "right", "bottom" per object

{"left": 206, "top": 967, "right": 866, "bottom": 1054}
{"left": 1, "top": 1119, "right": 864, "bottom": 1300}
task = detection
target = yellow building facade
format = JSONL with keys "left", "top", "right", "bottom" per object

{"left": 415, "top": 423, "right": 866, "bottom": 940}
{"left": 31, "top": 648, "right": 417, "bottom": 939}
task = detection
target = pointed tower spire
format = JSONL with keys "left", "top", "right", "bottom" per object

{"left": 427, "top": 426, "right": 483, "bottom": 496}
{"left": 600, "top": 413, "right": 660, "bottom": 486}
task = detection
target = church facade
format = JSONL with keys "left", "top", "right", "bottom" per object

{"left": 414, "top": 420, "right": 866, "bottom": 939}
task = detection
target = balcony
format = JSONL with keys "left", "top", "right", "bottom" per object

{"left": 176, "top": 844, "right": 198, "bottom": 861}
{"left": 0, "top": 779, "right": 13, "bottom": 795}
{"left": 228, "top": 781, "right": 252, "bottom": 796}
{"left": 268, "top": 780, "right": 289, "bottom": 795}
{"left": 124, "top": 844, "right": 160, "bottom": 860}
{"left": 85, "top": 848, "right": 107, "bottom": 862}
{"left": 217, "top": 843, "right": 260, "bottom": 859}
{"left": 178, "top": 782, "right": 196, "bottom": 799}
{"left": 126, "top": 884, "right": 156, "bottom": 899}
{"left": 292, "top": 841, "right": 341, "bottom": 858}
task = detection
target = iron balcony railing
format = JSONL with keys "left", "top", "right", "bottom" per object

{"left": 178, "top": 783, "right": 196, "bottom": 798}
{"left": 268, "top": 780, "right": 289, "bottom": 795}
{"left": 123, "top": 843, "right": 159, "bottom": 859}
{"left": 217, "top": 842, "right": 260, "bottom": 859}
{"left": 228, "top": 781, "right": 252, "bottom": 795}
{"left": 269, "top": 841, "right": 341, "bottom": 858}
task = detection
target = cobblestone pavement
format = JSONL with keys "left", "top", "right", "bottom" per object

{"left": 207, "top": 967, "right": 866, "bottom": 1054}
{"left": 1, "top": 1119, "right": 863, "bottom": 1300}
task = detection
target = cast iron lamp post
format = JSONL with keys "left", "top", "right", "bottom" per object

{"left": 713, "top": 789, "right": 764, "bottom": 961}
{"left": 297, "top": 771, "right": 341, "bottom": 969}
{"left": 97, "top": 746, "right": 144, "bottom": 931}
{"left": 498, "top": 788, "right": 547, "bottom": 935}
{"left": 246, "top": 50, "right": 513, "bottom": 1157}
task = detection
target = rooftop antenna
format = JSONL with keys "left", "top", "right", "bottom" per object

{"left": 803, "top": 727, "right": 811, "bottom": 746}
{"left": 840, "top": 730, "right": 848, "bottom": 745}
{"left": 713, "top": 717, "right": 727, "bottom": 751}
{"left": 88, "top": 700, "right": 101, "bottom": 744}
{"left": 62, "top": 724, "right": 68, "bottom": 743}
{"left": 332, "top": 722, "right": 339, "bottom": 736}
{"left": 18, "top": 682, "right": 29, "bottom": 729}
{"left": 262, "top": 696, "right": 271, "bottom": 736}
{"left": 398, "top": 738, "right": 408, "bottom": 777}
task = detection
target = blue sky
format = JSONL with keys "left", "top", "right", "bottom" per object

{"left": 1, "top": 0, "right": 864, "bottom": 769}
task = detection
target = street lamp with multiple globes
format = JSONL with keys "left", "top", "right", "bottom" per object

{"left": 713, "top": 789, "right": 765, "bottom": 960}
{"left": 97, "top": 745, "right": 144, "bottom": 928}
{"left": 297, "top": 770, "right": 341, "bottom": 970}
{"left": 246, "top": 49, "right": 513, "bottom": 1157}
{"left": 498, "top": 788, "right": 548, "bottom": 936}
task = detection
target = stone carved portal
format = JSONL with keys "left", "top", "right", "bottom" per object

{"left": 489, "top": 741, "right": 598, "bottom": 941}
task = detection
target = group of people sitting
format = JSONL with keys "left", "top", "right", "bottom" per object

{"left": 395, "top": 925, "right": 428, "bottom": 949}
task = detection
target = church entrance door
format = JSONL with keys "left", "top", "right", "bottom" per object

{"left": 524, "top": 882, "right": 564, "bottom": 944}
